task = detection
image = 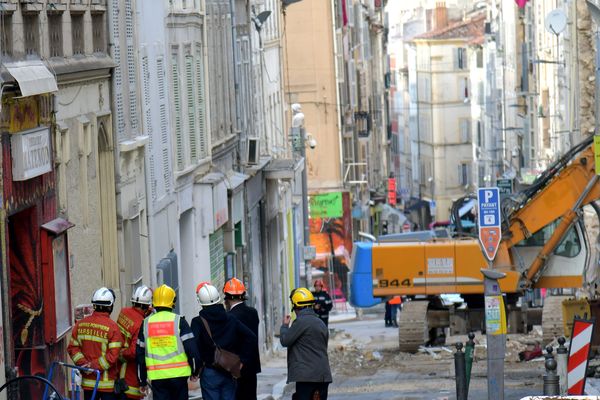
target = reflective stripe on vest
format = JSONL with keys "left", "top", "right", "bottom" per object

{"left": 143, "top": 312, "right": 191, "bottom": 380}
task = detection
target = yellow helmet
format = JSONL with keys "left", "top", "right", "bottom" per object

{"left": 290, "top": 287, "right": 315, "bottom": 308}
{"left": 153, "top": 284, "right": 176, "bottom": 308}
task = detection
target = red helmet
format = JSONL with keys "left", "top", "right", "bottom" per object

{"left": 223, "top": 278, "right": 246, "bottom": 296}
{"left": 314, "top": 279, "right": 324, "bottom": 288}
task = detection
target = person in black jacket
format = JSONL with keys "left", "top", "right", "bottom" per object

{"left": 311, "top": 279, "right": 333, "bottom": 327}
{"left": 223, "top": 278, "right": 261, "bottom": 400}
{"left": 191, "top": 284, "right": 257, "bottom": 400}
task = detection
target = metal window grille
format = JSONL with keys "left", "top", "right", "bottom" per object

{"left": 71, "top": 13, "right": 84, "bottom": 55}
{"left": 1, "top": 14, "right": 12, "bottom": 57}
{"left": 48, "top": 14, "right": 63, "bottom": 57}
{"left": 92, "top": 13, "right": 105, "bottom": 53}
{"left": 23, "top": 13, "right": 39, "bottom": 56}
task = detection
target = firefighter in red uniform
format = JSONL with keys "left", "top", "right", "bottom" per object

{"left": 116, "top": 285, "right": 153, "bottom": 399}
{"left": 68, "top": 287, "right": 123, "bottom": 400}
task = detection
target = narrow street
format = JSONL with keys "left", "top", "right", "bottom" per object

{"left": 259, "top": 310, "right": 546, "bottom": 400}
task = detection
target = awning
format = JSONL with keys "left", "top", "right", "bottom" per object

{"left": 458, "top": 199, "right": 476, "bottom": 217}
{"left": 380, "top": 203, "right": 407, "bottom": 226}
{"left": 225, "top": 171, "right": 249, "bottom": 191}
{"left": 5, "top": 60, "right": 58, "bottom": 97}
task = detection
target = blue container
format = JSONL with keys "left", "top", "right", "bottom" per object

{"left": 350, "top": 242, "right": 381, "bottom": 307}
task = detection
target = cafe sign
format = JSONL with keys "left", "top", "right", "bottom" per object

{"left": 11, "top": 126, "right": 52, "bottom": 181}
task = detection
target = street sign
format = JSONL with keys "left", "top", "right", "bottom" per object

{"left": 303, "top": 245, "right": 316, "bottom": 260}
{"left": 477, "top": 187, "right": 502, "bottom": 261}
{"left": 497, "top": 178, "right": 513, "bottom": 195}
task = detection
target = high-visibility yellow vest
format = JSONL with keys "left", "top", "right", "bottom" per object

{"left": 143, "top": 311, "right": 191, "bottom": 380}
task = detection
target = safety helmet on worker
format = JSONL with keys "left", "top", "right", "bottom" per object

{"left": 131, "top": 285, "right": 153, "bottom": 306}
{"left": 223, "top": 277, "right": 246, "bottom": 297}
{"left": 153, "top": 284, "right": 177, "bottom": 309}
{"left": 197, "top": 284, "right": 221, "bottom": 306}
{"left": 196, "top": 281, "right": 210, "bottom": 294}
{"left": 290, "top": 287, "right": 315, "bottom": 308}
{"left": 92, "top": 287, "right": 116, "bottom": 313}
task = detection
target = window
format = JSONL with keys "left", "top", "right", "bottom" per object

{"left": 477, "top": 120, "right": 483, "bottom": 147}
{"left": 515, "top": 220, "right": 581, "bottom": 258}
{"left": 459, "top": 77, "right": 469, "bottom": 100}
{"left": 71, "top": 13, "right": 84, "bottom": 55}
{"left": 456, "top": 47, "right": 467, "bottom": 69}
{"left": 459, "top": 119, "right": 470, "bottom": 143}
{"left": 476, "top": 49, "right": 483, "bottom": 68}
{"left": 1, "top": 14, "right": 12, "bottom": 57}
{"left": 23, "top": 13, "right": 39, "bottom": 55}
{"left": 92, "top": 13, "right": 105, "bottom": 53}
{"left": 458, "top": 163, "right": 470, "bottom": 186}
{"left": 48, "top": 14, "right": 63, "bottom": 58}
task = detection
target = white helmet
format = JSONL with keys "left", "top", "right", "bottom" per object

{"left": 92, "top": 287, "right": 115, "bottom": 307}
{"left": 197, "top": 284, "right": 221, "bottom": 306}
{"left": 131, "top": 285, "right": 152, "bottom": 306}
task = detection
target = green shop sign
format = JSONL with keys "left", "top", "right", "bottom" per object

{"left": 309, "top": 192, "right": 343, "bottom": 218}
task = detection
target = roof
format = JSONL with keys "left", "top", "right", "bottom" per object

{"left": 413, "top": 13, "right": 485, "bottom": 43}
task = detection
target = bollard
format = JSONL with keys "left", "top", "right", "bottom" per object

{"left": 543, "top": 345, "right": 560, "bottom": 395}
{"left": 454, "top": 342, "right": 468, "bottom": 400}
{"left": 556, "top": 337, "right": 568, "bottom": 395}
{"left": 465, "top": 332, "right": 475, "bottom": 394}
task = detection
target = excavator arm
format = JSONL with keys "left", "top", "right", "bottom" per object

{"left": 494, "top": 136, "right": 600, "bottom": 287}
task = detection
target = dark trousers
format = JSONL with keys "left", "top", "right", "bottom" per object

{"left": 235, "top": 373, "right": 257, "bottom": 400}
{"left": 293, "top": 382, "right": 329, "bottom": 400}
{"left": 151, "top": 376, "right": 189, "bottom": 400}
{"left": 84, "top": 390, "right": 118, "bottom": 400}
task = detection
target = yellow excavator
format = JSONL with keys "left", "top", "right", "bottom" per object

{"left": 350, "top": 136, "right": 600, "bottom": 352}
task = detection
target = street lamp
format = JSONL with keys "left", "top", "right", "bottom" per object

{"left": 291, "top": 103, "right": 312, "bottom": 286}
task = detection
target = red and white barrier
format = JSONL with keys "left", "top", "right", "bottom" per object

{"left": 567, "top": 318, "right": 595, "bottom": 395}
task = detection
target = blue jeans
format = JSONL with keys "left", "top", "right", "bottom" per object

{"left": 201, "top": 367, "right": 237, "bottom": 400}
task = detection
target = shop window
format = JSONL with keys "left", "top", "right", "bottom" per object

{"left": 41, "top": 218, "right": 75, "bottom": 344}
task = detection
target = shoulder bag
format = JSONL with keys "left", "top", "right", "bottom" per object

{"left": 200, "top": 317, "right": 243, "bottom": 379}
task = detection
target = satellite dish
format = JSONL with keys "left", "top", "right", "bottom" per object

{"left": 545, "top": 9, "right": 567, "bottom": 35}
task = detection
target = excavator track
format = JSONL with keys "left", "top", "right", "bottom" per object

{"left": 542, "top": 295, "right": 568, "bottom": 345}
{"left": 398, "top": 300, "right": 429, "bottom": 353}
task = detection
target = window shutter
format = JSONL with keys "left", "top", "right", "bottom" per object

{"left": 195, "top": 47, "right": 207, "bottom": 159}
{"left": 141, "top": 55, "right": 157, "bottom": 200}
{"left": 185, "top": 55, "right": 198, "bottom": 163}
{"left": 126, "top": 0, "right": 138, "bottom": 133}
{"left": 112, "top": 0, "right": 124, "bottom": 140}
{"left": 348, "top": 59, "right": 356, "bottom": 109}
{"left": 172, "top": 55, "right": 184, "bottom": 170}
{"left": 157, "top": 56, "right": 171, "bottom": 191}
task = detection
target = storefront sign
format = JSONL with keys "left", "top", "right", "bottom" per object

{"left": 213, "top": 180, "right": 228, "bottom": 229}
{"left": 11, "top": 126, "right": 52, "bottom": 181}
{"left": 388, "top": 178, "right": 397, "bottom": 205}
{"left": 309, "top": 192, "right": 343, "bottom": 218}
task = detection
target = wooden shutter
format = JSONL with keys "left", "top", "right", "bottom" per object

{"left": 185, "top": 55, "right": 198, "bottom": 163}
{"left": 172, "top": 54, "right": 184, "bottom": 170}
{"left": 157, "top": 57, "right": 172, "bottom": 191}
{"left": 195, "top": 47, "right": 208, "bottom": 160}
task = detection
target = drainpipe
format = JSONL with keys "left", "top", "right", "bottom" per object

{"left": 228, "top": 0, "right": 243, "bottom": 170}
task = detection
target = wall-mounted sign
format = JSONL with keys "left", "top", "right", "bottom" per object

{"left": 11, "top": 126, "right": 52, "bottom": 181}
{"left": 309, "top": 192, "right": 343, "bottom": 218}
{"left": 387, "top": 178, "right": 397, "bottom": 205}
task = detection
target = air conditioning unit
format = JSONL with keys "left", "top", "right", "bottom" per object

{"left": 246, "top": 137, "right": 259, "bottom": 165}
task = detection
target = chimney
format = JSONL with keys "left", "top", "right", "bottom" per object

{"left": 434, "top": 2, "right": 448, "bottom": 30}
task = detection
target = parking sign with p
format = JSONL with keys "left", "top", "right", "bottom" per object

{"left": 477, "top": 187, "right": 502, "bottom": 261}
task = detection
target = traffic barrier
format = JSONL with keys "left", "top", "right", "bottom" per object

{"left": 464, "top": 332, "right": 475, "bottom": 394}
{"left": 454, "top": 342, "right": 467, "bottom": 400}
{"left": 567, "top": 318, "right": 595, "bottom": 395}
{"left": 544, "top": 346, "right": 559, "bottom": 395}
{"left": 556, "top": 337, "right": 568, "bottom": 395}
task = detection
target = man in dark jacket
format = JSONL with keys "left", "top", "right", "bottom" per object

{"left": 280, "top": 287, "right": 332, "bottom": 400}
{"left": 192, "top": 284, "right": 257, "bottom": 400}
{"left": 223, "top": 278, "right": 261, "bottom": 400}
{"left": 311, "top": 279, "right": 333, "bottom": 327}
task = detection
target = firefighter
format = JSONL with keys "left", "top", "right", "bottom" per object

{"left": 136, "top": 284, "right": 201, "bottom": 400}
{"left": 68, "top": 287, "right": 123, "bottom": 400}
{"left": 223, "top": 278, "right": 261, "bottom": 400}
{"left": 115, "top": 285, "right": 153, "bottom": 399}
{"left": 311, "top": 279, "right": 333, "bottom": 327}
{"left": 280, "top": 287, "right": 332, "bottom": 400}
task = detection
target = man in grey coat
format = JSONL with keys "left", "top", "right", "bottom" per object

{"left": 280, "top": 287, "right": 332, "bottom": 400}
